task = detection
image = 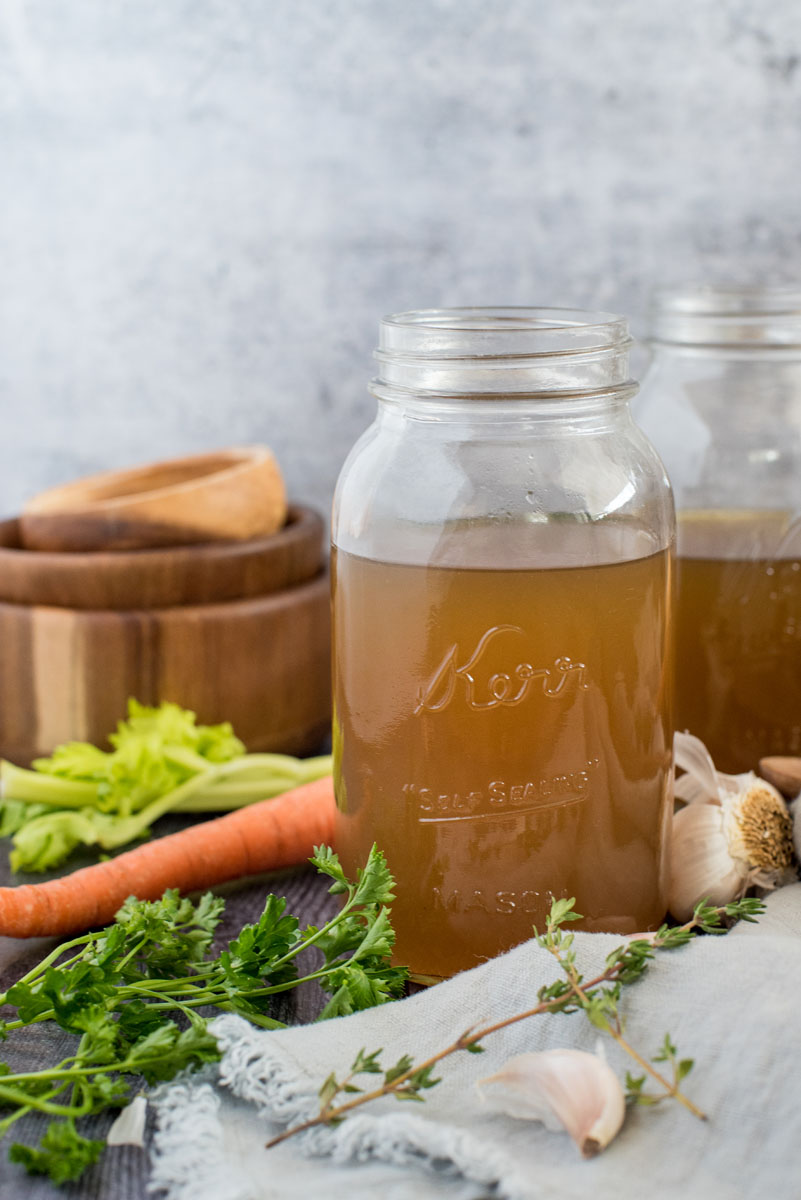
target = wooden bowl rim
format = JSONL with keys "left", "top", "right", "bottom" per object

{"left": 23, "top": 446, "right": 278, "bottom": 515}
{"left": 0, "top": 504, "right": 321, "bottom": 566}
{"left": 0, "top": 505, "right": 325, "bottom": 609}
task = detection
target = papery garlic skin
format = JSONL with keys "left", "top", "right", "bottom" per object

{"left": 477, "top": 1049, "right": 625, "bottom": 1158}
{"left": 674, "top": 732, "right": 749, "bottom": 806}
{"left": 673, "top": 732, "right": 724, "bottom": 804}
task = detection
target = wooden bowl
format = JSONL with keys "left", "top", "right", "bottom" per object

{"left": 20, "top": 446, "right": 287, "bottom": 552}
{"left": 0, "top": 505, "right": 324, "bottom": 611}
{"left": 0, "top": 573, "right": 331, "bottom": 764}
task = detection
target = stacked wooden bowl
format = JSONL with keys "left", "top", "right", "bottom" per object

{"left": 0, "top": 450, "right": 331, "bottom": 763}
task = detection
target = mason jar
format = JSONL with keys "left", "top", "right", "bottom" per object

{"left": 636, "top": 286, "right": 801, "bottom": 774}
{"left": 332, "top": 308, "right": 675, "bottom": 981}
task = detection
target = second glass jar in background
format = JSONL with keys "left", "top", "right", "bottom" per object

{"left": 332, "top": 309, "right": 675, "bottom": 981}
{"left": 636, "top": 286, "right": 801, "bottom": 773}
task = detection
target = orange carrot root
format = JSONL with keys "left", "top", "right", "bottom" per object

{"left": 0, "top": 775, "right": 336, "bottom": 938}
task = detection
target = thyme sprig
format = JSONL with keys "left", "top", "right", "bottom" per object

{"left": 267, "top": 894, "right": 764, "bottom": 1148}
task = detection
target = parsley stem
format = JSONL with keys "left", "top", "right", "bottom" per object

{"left": 114, "top": 936, "right": 148, "bottom": 974}
{"left": 0, "top": 1050, "right": 193, "bottom": 1086}
{"left": 0, "top": 1083, "right": 93, "bottom": 1118}
{"left": 212, "top": 1002, "right": 286, "bottom": 1030}
{"left": 0, "top": 1085, "right": 68, "bottom": 1136}
{"left": 2, "top": 1011, "right": 57, "bottom": 1033}
{"left": 266, "top": 891, "right": 360, "bottom": 971}
{"left": 125, "top": 956, "right": 367, "bottom": 1012}
{"left": 115, "top": 969, "right": 217, "bottom": 991}
{"left": 119, "top": 980, "right": 207, "bottom": 996}
{"left": 111, "top": 993, "right": 218, "bottom": 1013}
{"left": 0, "top": 934, "right": 95, "bottom": 1004}
{"left": 132, "top": 985, "right": 203, "bottom": 1022}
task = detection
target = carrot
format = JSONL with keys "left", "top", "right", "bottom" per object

{"left": 0, "top": 775, "right": 336, "bottom": 939}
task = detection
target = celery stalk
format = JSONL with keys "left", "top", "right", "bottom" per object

{"left": 0, "top": 699, "right": 333, "bottom": 872}
{"left": 0, "top": 763, "right": 98, "bottom": 808}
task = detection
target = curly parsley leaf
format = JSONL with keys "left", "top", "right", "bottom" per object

{"left": 0, "top": 846, "right": 404, "bottom": 1185}
{"left": 9, "top": 1121, "right": 104, "bottom": 1185}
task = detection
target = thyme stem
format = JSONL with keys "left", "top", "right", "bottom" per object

{"left": 267, "top": 895, "right": 764, "bottom": 1149}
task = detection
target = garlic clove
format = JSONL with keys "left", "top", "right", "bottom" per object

{"left": 669, "top": 802, "right": 748, "bottom": 922}
{"left": 107, "top": 1094, "right": 147, "bottom": 1147}
{"left": 477, "top": 1048, "right": 625, "bottom": 1158}
{"left": 674, "top": 770, "right": 719, "bottom": 807}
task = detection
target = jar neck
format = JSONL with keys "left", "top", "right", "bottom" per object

{"left": 372, "top": 386, "right": 638, "bottom": 434}
{"left": 649, "top": 284, "right": 801, "bottom": 350}
{"left": 373, "top": 307, "right": 635, "bottom": 401}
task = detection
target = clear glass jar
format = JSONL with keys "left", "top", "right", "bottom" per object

{"left": 332, "top": 308, "right": 675, "bottom": 981}
{"left": 636, "top": 286, "right": 801, "bottom": 773}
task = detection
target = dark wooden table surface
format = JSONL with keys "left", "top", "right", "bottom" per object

{"left": 0, "top": 815, "right": 340, "bottom": 1200}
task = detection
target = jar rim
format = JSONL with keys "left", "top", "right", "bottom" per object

{"left": 649, "top": 284, "right": 801, "bottom": 347}
{"left": 380, "top": 307, "right": 629, "bottom": 359}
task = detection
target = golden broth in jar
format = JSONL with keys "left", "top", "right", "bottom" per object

{"left": 675, "top": 510, "right": 801, "bottom": 772}
{"left": 333, "top": 534, "right": 673, "bottom": 981}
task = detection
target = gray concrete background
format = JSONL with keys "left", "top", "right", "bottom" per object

{"left": 1, "top": 0, "right": 800, "bottom": 521}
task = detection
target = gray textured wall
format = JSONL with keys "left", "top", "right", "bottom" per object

{"left": 2, "top": 0, "right": 801, "bottom": 520}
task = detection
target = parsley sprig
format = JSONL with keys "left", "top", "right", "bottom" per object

{"left": 0, "top": 844, "right": 404, "bottom": 1183}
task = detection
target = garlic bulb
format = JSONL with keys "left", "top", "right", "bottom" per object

{"left": 670, "top": 732, "right": 797, "bottom": 921}
{"left": 477, "top": 1048, "right": 625, "bottom": 1158}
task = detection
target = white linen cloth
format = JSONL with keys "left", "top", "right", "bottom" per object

{"left": 149, "top": 885, "right": 801, "bottom": 1200}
